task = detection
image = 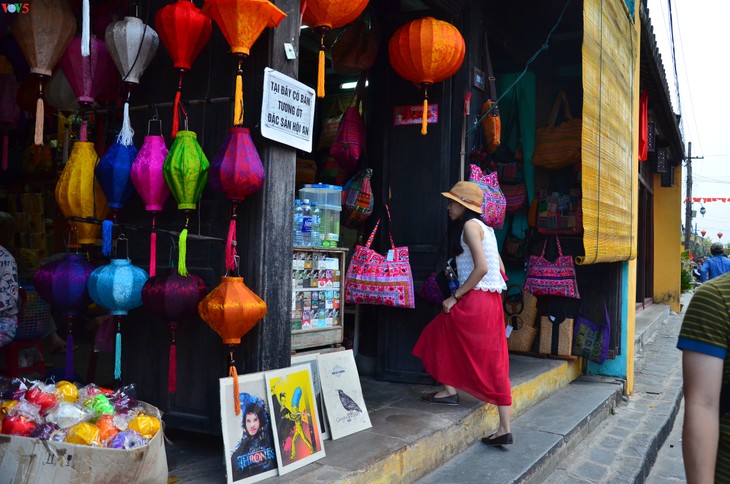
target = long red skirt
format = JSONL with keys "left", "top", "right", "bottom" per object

{"left": 413, "top": 289, "right": 512, "bottom": 406}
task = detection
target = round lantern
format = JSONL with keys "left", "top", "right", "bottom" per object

{"left": 10, "top": 0, "right": 76, "bottom": 145}
{"left": 87, "top": 258, "right": 149, "bottom": 381}
{"left": 203, "top": 0, "right": 286, "bottom": 126}
{"left": 55, "top": 141, "right": 110, "bottom": 247}
{"left": 198, "top": 276, "right": 267, "bottom": 415}
{"left": 388, "top": 17, "right": 465, "bottom": 135}
{"left": 105, "top": 16, "right": 159, "bottom": 146}
{"left": 142, "top": 269, "right": 206, "bottom": 393}
{"left": 34, "top": 253, "right": 95, "bottom": 380}
{"left": 209, "top": 128, "right": 265, "bottom": 271}
{"left": 301, "top": 0, "right": 369, "bottom": 98}
{"left": 163, "top": 130, "right": 209, "bottom": 276}
{"left": 155, "top": 0, "right": 212, "bottom": 138}
{"left": 130, "top": 120, "right": 170, "bottom": 277}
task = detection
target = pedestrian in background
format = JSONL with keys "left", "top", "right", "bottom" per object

{"left": 413, "top": 181, "right": 513, "bottom": 446}
{"left": 677, "top": 271, "right": 730, "bottom": 482}
{"left": 699, "top": 242, "right": 730, "bottom": 282}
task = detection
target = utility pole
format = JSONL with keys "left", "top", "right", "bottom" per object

{"left": 684, "top": 142, "right": 704, "bottom": 249}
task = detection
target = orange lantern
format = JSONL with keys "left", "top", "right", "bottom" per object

{"left": 204, "top": 0, "right": 286, "bottom": 126}
{"left": 388, "top": 17, "right": 465, "bottom": 135}
{"left": 198, "top": 276, "right": 267, "bottom": 415}
{"left": 301, "top": 0, "right": 369, "bottom": 98}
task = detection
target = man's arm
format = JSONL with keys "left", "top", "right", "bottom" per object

{"left": 683, "top": 349, "right": 723, "bottom": 484}
{"left": 701, "top": 261, "right": 711, "bottom": 282}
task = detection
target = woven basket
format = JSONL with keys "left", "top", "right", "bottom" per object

{"left": 15, "top": 287, "right": 51, "bottom": 340}
{"left": 538, "top": 315, "right": 574, "bottom": 356}
{"left": 507, "top": 320, "right": 538, "bottom": 352}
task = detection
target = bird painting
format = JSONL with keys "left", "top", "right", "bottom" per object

{"left": 337, "top": 389, "right": 362, "bottom": 413}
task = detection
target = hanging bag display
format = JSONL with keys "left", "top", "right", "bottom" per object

{"left": 331, "top": 12, "right": 380, "bottom": 75}
{"left": 329, "top": 75, "right": 366, "bottom": 175}
{"left": 572, "top": 302, "right": 610, "bottom": 364}
{"left": 502, "top": 215, "right": 529, "bottom": 267}
{"left": 523, "top": 235, "right": 580, "bottom": 299}
{"left": 469, "top": 164, "right": 506, "bottom": 229}
{"left": 341, "top": 168, "right": 375, "bottom": 228}
{"left": 532, "top": 91, "right": 582, "bottom": 169}
{"left": 539, "top": 312, "right": 575, "bottom": 356}
{"left": 480, "top": 30, "right": 501, "bottom": 154}
{"left": 345, "top": 205, "right": 415, "bottom": 309}
{"left": 503, "top": 285, "right": 538, "bottom": 352}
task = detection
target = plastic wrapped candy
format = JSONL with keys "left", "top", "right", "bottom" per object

{"left": 107, "top": 429, "right": 145, "bottom": 449}
{"left": 96, "top": 414, "right": 120, "bottom": 442}
{"left": 83, "top": 395, "right": 115, "bottom": 418}
{"left": 10, "top": 398, "right": 42, "bottom": 422}
{"left": 45, "top": 402, "right": 90, "bottom": 429}
{"left": 49, "top": 428, "right": 68, "bottom": 442}
{"left": 30, "top": 422, "right": 60, "bottom": 440}
{"left": 24, "top": 386, "right": 58, "bottom": 415}
{"left": 110, "top": 384, "right": 138, "bottom": 414}
{"left": 65, "top": 422, "right": 101, "bottom": 446}
{"left": 0, "top": 377, "right": 28, "bottom": 400}
{"left": 55, "top": 381, "right": 79, "bottom": 403}
{"left": 0, "top": 400, "right": 18, "bottom": 420}
{"left": 127, "top": 414, "right": 160, "bottom": 440}
{"left": 2, "top": 415, "right": 36, "bottom": 436}
{"left": 78, "top": 384, "right": 114, "bottom": 402}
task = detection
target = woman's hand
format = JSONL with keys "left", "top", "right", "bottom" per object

{"left": 443, "top": 295, "right": 457, "bottom": 313}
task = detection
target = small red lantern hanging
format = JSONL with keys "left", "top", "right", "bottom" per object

{"left": 719, "top": 232, "right": 724, "bottom": 240}
{"left": 701, "top": 230, "right": 706, "bottom": 237}
{"left": 388, "top": 17, "right": 465, "bottom": 135}
{"left": 203, "top": 0, "right": 286, "bottom": 126}
{"left": 155, "top": 0, "right": 212, "bottom": 138}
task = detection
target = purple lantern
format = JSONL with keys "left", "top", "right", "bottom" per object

{"left": 59, "top": 35, "right": 116, "bottom": 110}
{"left": 142, "top": 269, "right": 206, "bottom": 393}
{"left": 130, "top": 125, "right": 170, "bottom": 277}
{"left": 209, "top": 128, "right": 265, "bottom": 271}
{"left": 33, "top": 253, "right": 95, "bottom": 380}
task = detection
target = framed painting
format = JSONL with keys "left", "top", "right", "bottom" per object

{"left": 317, "top": 349, "right": 372, "bottom": 440}
{"left": 220, "top": 373, "right": 278, "bottom": 484}
{"left": 265, "top": 366, "right": 326, "bottom": 475}
{"left": 291, "top": 353, "right": 331, "bottom": 440}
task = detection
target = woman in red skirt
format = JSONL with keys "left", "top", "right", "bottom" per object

{"left": 412, "top": 181, "right": 513, "bottom": 446}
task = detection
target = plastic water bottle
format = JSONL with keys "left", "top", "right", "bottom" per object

{"left": 301, "top": 199, "right": 313, "bottom": 246}
{"left": 446, "top": 261, "right": 460, "bottom": 295}
{"left": 311, "top": 202, "right": 321, "bottom": 247}
{"left": 293, "top": 199, "right": 304, "bottom": 246}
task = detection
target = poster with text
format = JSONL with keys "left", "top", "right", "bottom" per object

{"left": 265, "top": 366, "right": 325, "bottom": 475}
{"left": 291, "top": 353, "right": 331, "bottom": 440}
{"left": 220, "top": 374, "right": 278, "bottom": 484}
{"left": 317, "top": 349, "right": 372, "bottom": 440}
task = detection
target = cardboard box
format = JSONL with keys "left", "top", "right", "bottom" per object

{"left": 0, "top": 419, "right": 167, "bottom": 483}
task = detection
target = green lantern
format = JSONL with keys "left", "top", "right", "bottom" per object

{"left": 163, "top": 130, "right": 209, "bottom": 276}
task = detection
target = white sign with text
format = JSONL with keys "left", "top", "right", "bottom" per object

{"left": 260, "top": 68, "right": 316, "bottom": 152}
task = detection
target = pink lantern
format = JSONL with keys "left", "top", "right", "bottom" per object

{"left": 209, "top": 128, "right": 265, "bottom": 271}
{"left": 60, "top": 35, "right": 116, "bottom": 111}
{"left": 130, "top": 120, "right": 170, "bottom": 277}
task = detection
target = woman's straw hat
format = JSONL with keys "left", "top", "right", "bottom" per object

{"left": 441, "top": 181, "right": 483, "bottom": 214}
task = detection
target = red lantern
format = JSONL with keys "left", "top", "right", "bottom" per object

{"left": 719, "top": 232, "right": 724, "bottom": 240}
{"left": 209, "top": 128, "right": 265, "bottom": 270}
{"left": 301, "top": 0, "right": 369, "bottom": 98}
{"left": 701, "top": 230, "right": 706, "bottom": 237}
{"left": 155, "top": 0, "right": 212, "bottom": 138}
{"left": 388, "top": 17, "right": 465, "bottom": 135}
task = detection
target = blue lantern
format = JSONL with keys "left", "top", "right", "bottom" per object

{"left": 87, "top": 258, "right": 148, "bottom": 380}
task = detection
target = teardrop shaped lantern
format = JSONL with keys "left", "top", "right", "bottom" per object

{"left": 87, "top": 258, "right": 149, "bottom": 381}
{"left": 10, "top": 0, "right": 76, "bottom": 145}
{"left": 130, "top": 120, "right": 170, "bottom": 277}
{"left": 34, "top": 253, "right": 95, "bottom": 380}
{"left": 55, "top": 141, "right": 110, "bottom": 247}
{"left": 163, "top": 130, "right": 209, "bottom": 276}
{"left": 59, "top": 35, "right": 116, "bottom": 111}
{"left": 209, "top": 128, "right": 265, "bottom": 271}
{"left": 388, "top": 17, "right": 465, "bottom": 135}
{"left": 155, "top": 0, "right": 212, "bottom": 138}
{"left": 301, "top": 0, "right": 369, "bottom": 98}
{"left": 719, "top": 232, "right": 724, "bottom": 240}
{"left": 198, "top": 276, "right": 267, "bottom": 415}
{"left": 142, "top": 269, "right": 206, "bottom": 393}
{"left": 105, "top": 16, "right": 160, "bottom": 146}
{"left": 203, "top": 0, "right": 286, "bottom": 126}
{"left": 701, "top": 230, "right": 706, "bottom": 237}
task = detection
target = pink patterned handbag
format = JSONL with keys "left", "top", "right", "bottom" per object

{"left": 523, "top": 236, "right": 580, "bottom": 299}
{"left": 345, "top": 206, "right": 415, "bottom": 308}
{"left": 469, "top": 164, "right": 506, "bottom": 229}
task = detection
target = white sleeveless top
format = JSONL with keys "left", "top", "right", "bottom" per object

{"left": 455, "top": 219, "right": 507, "bottom": 293}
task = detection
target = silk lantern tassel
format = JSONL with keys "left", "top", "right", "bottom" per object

{"left": 35, "top": 79, "right": 44, "bottom": 146}
{"left": 119, "top": 89, "right": 134, "bottom": 147}
{"left": 178, "top": 215, "right": 189, "bottom": 277}
{"left": 114, "top": 316, "right": 122, "bottom": 380}
{"left": 229, "top": 346, "right": 240, "bottom": 415}
{"left": 171, "top": 71, "right": 184, "bottom": 138}
{"left": 81, "top": 0, "right": 90, "bottom": 57}
{"left": 149, "top": 214, "right": 157, "bottom": 277}
{"left": 168, "top": 321, "right": 178, "bottom": 393}
{"left": 422, "top": 85, "right": 430, "bottom": 136}
{"left": 233, "top": 56, "right": 244, "bottom": 127}
{"left": 102, "top": 220, "right": 113, "bottom": 256}
{"left": 225, "top": 205, "right": 238, "bottom": 271}
{"left": 317, "top": 30, "right": 326, "bottom": 98}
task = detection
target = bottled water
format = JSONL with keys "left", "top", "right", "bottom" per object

{"left": 293, "top": 199, "right": 303, "bottom": 246}
{"left": 301, "top": 199, "right": 313, "bottom": 246}
{"left": 446, "top": 259, "right": 460, "bottom": 295}
{"left": 311, "top": 202, "right": 321, "bottom": 247}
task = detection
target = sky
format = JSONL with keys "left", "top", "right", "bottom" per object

{"left": 647, "top": 0, "right": 730, "bottom": 244}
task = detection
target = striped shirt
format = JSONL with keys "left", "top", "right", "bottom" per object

{"left": 677, "top": 272, "right": 730, "bottom": 482}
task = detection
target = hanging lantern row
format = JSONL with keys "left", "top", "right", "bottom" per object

{"left": 686, "top": 197, "right": 730, "bottom": 203}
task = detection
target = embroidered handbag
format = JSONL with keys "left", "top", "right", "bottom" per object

{"left": 330, "top": 76, "right": 366, "bottom": 174}
{"left": 341, "top": 168, "right": 375, "bottom": 228}
{"left": 417, "top": 258, "right": 457, "bottom": 306}
{"left": 469, "top": 164, "right": 506, "bottom": 229}
{"left": 502, "top": 183, "right": 527, "bottom": 213}
{"left": 572, "top": 303, "right": 610, "bottom": 364}
{"left": 345, "top": 206, "right": 415, "bottom": 308}
{"left": 532, "top": 91, "right": 582, "bottom": 170}
{"left": 523, "top": 236, "right": 580, "bottom": 299}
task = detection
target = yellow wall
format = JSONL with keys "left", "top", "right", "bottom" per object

{"left": 653, "top": 165, "right": 682, "bottom": 313}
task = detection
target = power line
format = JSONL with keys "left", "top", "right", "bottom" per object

{"left": 667, "top": 0, "right": 683, "bottom": 130}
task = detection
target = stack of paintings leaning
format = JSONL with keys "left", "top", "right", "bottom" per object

{"left": 220, "top": 350, "right": 371, "bottom": 483}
